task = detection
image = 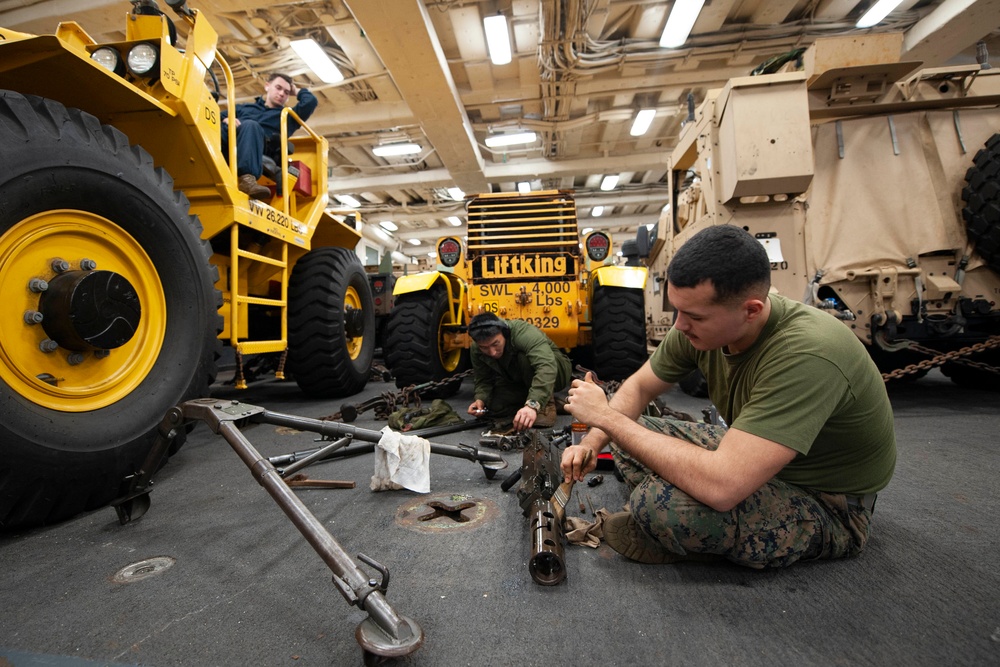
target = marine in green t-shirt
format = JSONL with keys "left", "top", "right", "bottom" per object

{"left": 559, "top": 225, "right": 896, "bottom": 569}
{"left": 650, "top": 292, "right": 895, "bottom": 495}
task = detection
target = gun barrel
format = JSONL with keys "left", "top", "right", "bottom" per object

{"left": 528, "top": 499, "right": 566, "bottom": 585}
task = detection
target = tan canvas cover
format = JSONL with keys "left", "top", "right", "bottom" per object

{"left": 805, "top": 108, "right": 996, "bottom": 284}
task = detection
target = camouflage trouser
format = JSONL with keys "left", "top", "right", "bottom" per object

{"left": 612, "top": 416, "right": 873, "bottom": 569}
{"left": 486, "top": 382, "right": 557, "bottom": 428}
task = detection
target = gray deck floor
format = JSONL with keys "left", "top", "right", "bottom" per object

{"left": 2, "top": 368, "right": 998, "bottom": 666}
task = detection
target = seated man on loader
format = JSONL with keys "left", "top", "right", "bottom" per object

{"left": 466, "top": 313, "right": 572, "bottom": 432}
{"left": 221, "top": 72, "right": 318, "bottom": 200}
{"left": 561, "top": 225, "right": 896, "bottom": 568}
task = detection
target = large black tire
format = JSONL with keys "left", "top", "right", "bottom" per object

{"left": 592, "top": 286, "right": 647, "bottom": 381}
{"left": 954, "top": 133, "right": 1000, "bottom": 388}
{"left": 0, "top": 91, "right": 221, "bottom": 530}
{"left": 962, "top": 133, "right": 1000, "bottom": 274}
{"left": 286, "top": 247, "right": 375, "bottom": 397}
{"left": 384, "top": 288, "right": 468, "bottom": 397}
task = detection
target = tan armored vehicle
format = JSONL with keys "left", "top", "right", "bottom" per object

{"left": 0, "top": 0, "right": 375, "bottom": 528}
{"left": 640, "top": 34, "right": 1000, "bottom": 390}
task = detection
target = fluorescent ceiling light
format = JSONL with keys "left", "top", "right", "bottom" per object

{"left": 407, "top": 238, "right": 421, "bottom": 246}
{"left": 517, "top": 181, "right": 531, "bottom": 194}
{"left": 336, "top": 194, "right": 361, "bottom": 208}
{"left": 600, "top": 175, "right": 619, "bottom": 191}
{"left": 483, "top": 14, "right": 512, "bottom": 65}
{"left": 581, "top": 227, "right": 593, "bottom": 235}
{"left": 856, "top": 0, "right": 905, "bottom": 28}
{"left": 630, "top": 109, "right": 656, "bottom": 137}
{"left": 659, "top": 0, "right": 705, "bottom": 48}
{"left": 372, "top": 143, "right": 421, "bottom": 157}
{"left": 485, "top": 131, "right": 537, "bottom": 148}
{"left": 373, "top": 227, "right": 392, "bottom": 242}
{"left": 379, "top": 220, "right": 398, "bottom": 232}
{"left": 446, "top": 216, "right": 463, "bottom": 226}
{"left": 290, "top": 38, "right": 344, "bottom": 84}
{"left": 428, "top": 251, "right": 438, "bottom": 258}
{"left": 447, "top": 187, "right": 465, "bottom": 201}
{"left": 591, "top": 206, "right": 605, "bottom": 217}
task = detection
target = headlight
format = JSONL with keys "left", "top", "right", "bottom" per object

{"left": 91, "top": 47, "right": 125, "bottom": 76}
{"left": 126, "top": 43, "right": 160, "bottom": 77}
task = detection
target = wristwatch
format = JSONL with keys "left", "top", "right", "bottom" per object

{"left": 525, "top": 399, "right": 541, "bottom": 411}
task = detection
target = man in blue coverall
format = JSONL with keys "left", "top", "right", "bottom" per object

{"left": 221, "top": 73, "right": 318, "bottom": 200}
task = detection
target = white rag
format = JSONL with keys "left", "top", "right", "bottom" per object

{"left": 370, "top": 427, "right": 431, "bottom": 493}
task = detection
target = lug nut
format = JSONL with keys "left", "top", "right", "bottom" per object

{"left": 67, "top": 352, "right": 85, "bottom": 365}
{"left": 80, "top": 258, "right": 97, "bottom": 271}
{"left": 51, "top": 258, "right": 71, "bottom": 273}
{"left": 23, "top": 310, "right": 44, "bottom": 324}
{"left": 94, "top": 349, "right": 110, "bottom": 359}
{"left": 39, "top": 339, "right": 59, "bottom": 353}
{"left": 29, "top": 278, "right": 49, "bottom": 293}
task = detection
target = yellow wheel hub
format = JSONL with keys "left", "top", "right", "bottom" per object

{"left": 438, "top": 311, "right": 462, "bottom": 373}
{"left": 0, "top": 210, "right": 165, "bottom": 412}
{"left": 345, "top": 285, "right": 364, "bottom": 360}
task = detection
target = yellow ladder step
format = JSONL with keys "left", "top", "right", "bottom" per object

{"left": 237, "top": 340, "right": 287, "bottom": 355}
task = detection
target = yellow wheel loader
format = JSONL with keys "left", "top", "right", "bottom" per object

{"left": 384, "top": 190, "right": 648, "bottom": 394}
{"left": 0, "top": 0, "right": 374, "bottom": 529}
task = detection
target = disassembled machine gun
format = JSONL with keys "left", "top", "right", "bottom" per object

{"left": 502, "top": 430, "right": 575, "bottom": 585}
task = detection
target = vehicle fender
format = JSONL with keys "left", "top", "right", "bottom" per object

{"left": 310, "top": 210, "right": 363, "bottom": 248}
{"left": 393, "top": 271, "right": 465, "bottom": 297}
{"left": 591, "top": 265, "right": 647, "bottom": 289}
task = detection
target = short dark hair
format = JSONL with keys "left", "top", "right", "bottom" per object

{"left": 268, "top": 72, "right": 293, "bottom": 87}
{"left": 468, "top": 313, "right": 508, "bottom": 342}
{"left": 667, "top": 225, "right": 770, "bottom": 303}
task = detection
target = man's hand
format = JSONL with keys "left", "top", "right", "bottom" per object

{"left": 467, "top": 399, "right": 486, "bottom": 417}
{"left": 512, "top": 405, "right": 537, "bottom": 432}
{"left": 564, "top": 372, "right": 610, "bottom": 426}
{"left": 560, "top": 372, "right": 608, "bottom": 482}
{"left": 561, "top": 445, "right": 595, "bottom": 483}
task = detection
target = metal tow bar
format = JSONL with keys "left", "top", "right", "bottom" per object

{"left": 111, "top": 398, "right": 426, "bottom": 664}
{"left": 267, "top": 417, "right": 500, "bottom": 477}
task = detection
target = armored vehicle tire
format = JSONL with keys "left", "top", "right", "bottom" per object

{"left": 287, "top": 247, "right": 375, "bottom": 397}
{"left": 0, "top": 91, "right": 221, "bottom": 530}
{"left": 592, "top": 286, "right": 647, "bottom": 381}
{"left": 962, "top": 133, "right": 1000, "bottom": 274}
{"left": 384, "top": 287, "right": 468, "bottom": 397}
{"left": 678, "top": 369, "right": 710, "bottom": 398}
{"left": 940, "top": 350, "right": 1000, "bottom": 390}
